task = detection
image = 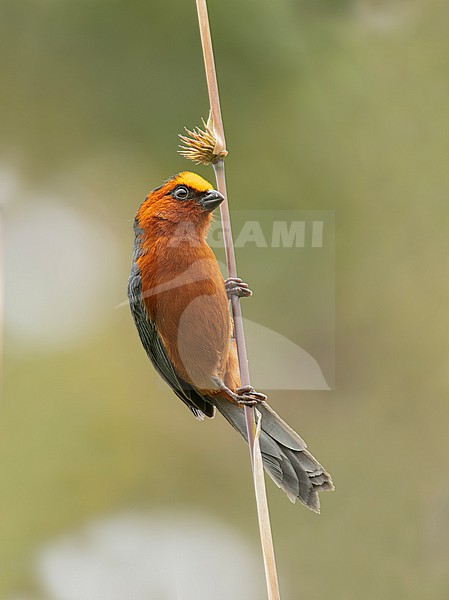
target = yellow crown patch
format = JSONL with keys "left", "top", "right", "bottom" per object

{"left": 174, "top": 172, "right": 213, "bottom": 193}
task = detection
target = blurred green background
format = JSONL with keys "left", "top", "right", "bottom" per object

{"left": 1, "top": 0, "right": 449, "bottom": 598}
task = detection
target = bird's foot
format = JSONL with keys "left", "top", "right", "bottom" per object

{"left": 233, "top": 385, "right": 266, "bottom": 407}
{"left": 225, "top": 277, "right": 253, "bottom": 299}
{"left": 211, "top": 377, "right": 266, "bottom": 407}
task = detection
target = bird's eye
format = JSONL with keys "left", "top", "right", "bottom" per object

{"left": 173, "top": 186, "right": 189, "bottom": 200}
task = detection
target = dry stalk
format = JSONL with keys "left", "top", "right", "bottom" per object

{"left": 0, "top": 210, "right": 4, "bottom": 397}
{"left": 179, "top": 2, "right": 281, "bottom": 598}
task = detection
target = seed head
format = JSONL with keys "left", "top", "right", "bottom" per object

{"left": 178, "top": 118, "right": 228, "bottom": 166}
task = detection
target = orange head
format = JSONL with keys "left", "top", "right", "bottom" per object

{"left": 136, "top": 172, "right": 224, "bottom": 236}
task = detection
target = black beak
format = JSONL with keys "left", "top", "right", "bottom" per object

{"left": 198, "top": 189, "right": 225, "bottom": 212}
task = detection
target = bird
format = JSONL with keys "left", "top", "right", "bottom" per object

{"left": 128, "top": 171, "right": 334, "bottom": 512}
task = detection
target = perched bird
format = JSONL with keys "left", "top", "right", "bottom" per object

{"left": 128, "top": 171, "right": 334, "bottom": 512}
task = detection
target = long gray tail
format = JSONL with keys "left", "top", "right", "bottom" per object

{"left": 213, "top": 398, "right": 334, "bottom": 513}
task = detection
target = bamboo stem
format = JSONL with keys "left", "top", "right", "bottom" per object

{"left": 195, "top": 2, "right": 281, "bottom": 598}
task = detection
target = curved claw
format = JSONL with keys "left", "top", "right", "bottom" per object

{"left": 225, "top": 277, "right": 253, "bottom": 300}
{"left": 211, "top": 377, "right": 266, "bottom": 407}
{"left": 234, "top": 385, "right": 267, "bottom": 406}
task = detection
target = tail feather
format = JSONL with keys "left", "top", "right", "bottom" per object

{"left": 212, "top": 398, "right": 334, "bottom": 513}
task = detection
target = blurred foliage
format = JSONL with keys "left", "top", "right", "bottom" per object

{"left": 1, "top": 0, "right": 449, "bottom": 598}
